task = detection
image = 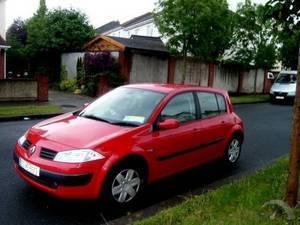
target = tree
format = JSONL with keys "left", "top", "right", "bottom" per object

{"left": 5, "top": 18, "right": 28, "bottom": 75}
{"left": 154, "top": 0, "right": 233, "bottom": 83}
{"left": 266, "top": 0, "right": 300, "bottom": 70}
{"left": 280, "top": 31, "right": 300, "bottom": 70}
{"left": 45, "top": 9, "right": 95, "bottom": 53}
{"left": 25, "top": 0, "right": 95, "bottom": 80}
{"left": 37, "top": 0, "right": 47, "bottom": 16}
{"left": 226, "top": 0, "right": 278, "bottom": 93}
{"left": 266, "top": 0, "right": 300, "bottom": 208}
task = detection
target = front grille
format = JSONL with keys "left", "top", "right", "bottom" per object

{"left": 22, "top": 139, "right": 32, "bottom": 150}
{"left": 274, "top": 92, "right": 288, "bottom": 97}
{"left": 40, "top": 148, "right": 57, "bottom": 160}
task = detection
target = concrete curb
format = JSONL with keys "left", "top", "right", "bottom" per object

{"left": 0, "top": 113, "right": 63, "bottom": 122}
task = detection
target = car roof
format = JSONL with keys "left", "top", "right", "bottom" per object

{"left": 123, "top": 83, "right": 227, "bottom": 95}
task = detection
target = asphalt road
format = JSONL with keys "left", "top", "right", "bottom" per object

{"left": 0, "top": 103, "right": 293, "bottom": 225}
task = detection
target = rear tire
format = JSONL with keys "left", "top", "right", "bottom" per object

{"left": 223, "top": 136, "right": 242, "bottom": 167}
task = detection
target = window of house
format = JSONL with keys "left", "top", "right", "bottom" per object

{"left": 161, "top": 93, "right": 196, "bottom": 123}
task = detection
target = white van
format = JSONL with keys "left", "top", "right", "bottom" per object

{"left": 270, "top": 70, "right": 297, "bottom": 103}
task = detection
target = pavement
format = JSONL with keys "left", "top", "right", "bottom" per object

{"left": 0, "top": 103, "right": 293, "bottom": 225}
{"left": 49, "top": 90, "right": 95, "bottom": 113}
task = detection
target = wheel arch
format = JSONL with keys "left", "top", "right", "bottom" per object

{"left": 102, "top": 153, "right": 150, "bottom": 186}
{"left": 231, "top": 129, "right": 244, "bottom": 143}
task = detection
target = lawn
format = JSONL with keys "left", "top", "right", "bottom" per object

{"left": 231, "top": 95, "right": 270, "bottom": 104}
{"left": 0, "top": 102, "right": 62, "bottom": 118}
{"left": 135, "top": 157, "right": 300, "bottom": 225}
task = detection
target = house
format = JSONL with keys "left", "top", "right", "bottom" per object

{"left": 0, "top": 0, "right": 9, "bottom": 79}
{"left": 96, "top": 12, "right": 160, "bottom": 38}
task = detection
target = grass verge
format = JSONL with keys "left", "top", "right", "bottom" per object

{"left": 231, "top": 95, "right": 270, "bottom": 104}
{"left": 0, "top": 102, "right": 62, "bottom": 118}
{"left": 135, "top": 157, "right": 300, "bottom": 225}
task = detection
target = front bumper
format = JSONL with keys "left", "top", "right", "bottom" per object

{"left": 14, "top": 153, "right": 92, "bottom": 188}
{"left": 270, "top": 93, "right": 295, "bottom": 102}
{"left": 14, "top": 143, "right": 107, "bottom": 199}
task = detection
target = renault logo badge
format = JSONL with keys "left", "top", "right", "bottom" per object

{"left": 29, "top": 145, "right": 36, "bottom": 156}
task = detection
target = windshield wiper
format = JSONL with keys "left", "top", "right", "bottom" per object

{"left": 110, "top": 121, "right": 140, "bottom": 127}
{"left": 81, "top": 114, "right": 113, "bottom": 124}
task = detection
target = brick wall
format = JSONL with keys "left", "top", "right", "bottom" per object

{"left": 0, "top": 76, "right": 49, "bottom": 102}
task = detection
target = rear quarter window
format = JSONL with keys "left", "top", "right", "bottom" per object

{"left": 216, "top": 94, "right": 227, "bottom": 113}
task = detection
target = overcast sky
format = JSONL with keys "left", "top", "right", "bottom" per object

{"left": 5, "top": 0, "right": 268, "bottom": 30}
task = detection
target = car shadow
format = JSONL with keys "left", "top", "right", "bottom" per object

{"left": 20, "top": 160, "right": 239, "bottom": 225}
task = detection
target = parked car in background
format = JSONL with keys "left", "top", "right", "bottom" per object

{"left": 270, "top": 70, "right": 297, "bottom": 103}
{"left": 14, "top": 84, "right": 244, "bottom": 207}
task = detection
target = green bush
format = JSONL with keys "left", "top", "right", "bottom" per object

{"left": 59, "top": 79, "right": 77, "bottom": 92}
{"left": 60, "top": 65, "right": 68, "bottom": 81}
{"left": 81, "top": 76, "right": 97, "bottom": 97}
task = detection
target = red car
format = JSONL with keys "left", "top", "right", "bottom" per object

{"left": 14, "top": 84, "right": 244, "bottom": 206}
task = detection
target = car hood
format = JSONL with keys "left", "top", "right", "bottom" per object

{"left": 29, "top": 113, "right": 133, "bottom": 149}
{"left": 271, "top": 83, "right": 296, "bottom": 92}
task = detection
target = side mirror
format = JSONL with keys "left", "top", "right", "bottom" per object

{"left": 267, "top": 72, "right": 275, "bottom": 80}
{"left": 159, "top": 119, "right": 180, "bottom": 130}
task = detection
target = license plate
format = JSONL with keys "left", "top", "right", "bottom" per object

{"left": 19, "top": 158, "right": 40, "bottom": 177}
{"left": 275, "top": 96, "right": 284, "bottom": 100}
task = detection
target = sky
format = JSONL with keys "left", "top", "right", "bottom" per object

{"left": 5, "top": 0, "right": 268, "bottom": 30}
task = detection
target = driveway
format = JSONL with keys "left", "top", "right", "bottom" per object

{"left": 0, "top": 103, "right": 292, "bottom": 225}
{"left": 49, "top": 90, "right": 95, "bottom": 112}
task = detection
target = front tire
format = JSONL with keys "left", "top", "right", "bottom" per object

{"left": 100, "top": 164, "right": 145, "bottom": 208}
{"left": 223, "top": 136, "right": 242, "bottom": 167}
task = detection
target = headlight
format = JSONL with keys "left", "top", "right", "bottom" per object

{"left": 53, "top": 149, "right": 105, "bottom": 163}
{"left": 287, "top": 91, "right": 296, "bottom": 96}
{"left": 18, "top": 135, "right": 27, "bottom": 146}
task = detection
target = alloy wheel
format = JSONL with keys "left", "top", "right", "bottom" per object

{"left": 111, "top": 169, "right": 141, "bottom": 203}
{"left": 228, "top": 138, "right": 241, "bottom": 163}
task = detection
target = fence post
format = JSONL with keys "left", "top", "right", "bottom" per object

{"left": 168, "top": 57, "right": 176, "bottom": 84}
{"left": 263, "top": 69, "right": 272, "bottom": 94}
{"left": 119, "top": 51, "right": 132, "bottom": 84}
{"left": 237, "top": 70, "right": 244, "bottom": 94}
{"left": 0, "top": 49, "right": 4, "bottom": 79}
{"left": 207, "top": 63, "right": 215, "bottom": 87}
{"left": 97, "top": 76, "right": 109, "bottom": 97}
{"left": 36, "top": 75, "right": 48, "bottom": 102}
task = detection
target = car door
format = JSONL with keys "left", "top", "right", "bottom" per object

{"left": 148, "top": 92, "right": 200, "bottom": 178}
{"left": 193, "top": 92, "right": 231, "bottom": 161}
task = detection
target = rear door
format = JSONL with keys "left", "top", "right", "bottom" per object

{"left": 193, "top": 92, "right": 231, "bottom": 161}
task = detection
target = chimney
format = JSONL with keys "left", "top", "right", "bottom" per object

{"left": 0, "top": 0, "right": 6, "bottom": 39}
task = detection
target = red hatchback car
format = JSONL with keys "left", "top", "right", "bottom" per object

{"left": 14, "top": 84, "right": 244, "bottom": 206}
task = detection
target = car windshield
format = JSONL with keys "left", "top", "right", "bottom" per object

{"left": 275, "top": 73, "right": 297, "bottom": 84}
{"left": 79, "top": 87, "right": 165, "bottom": 126}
